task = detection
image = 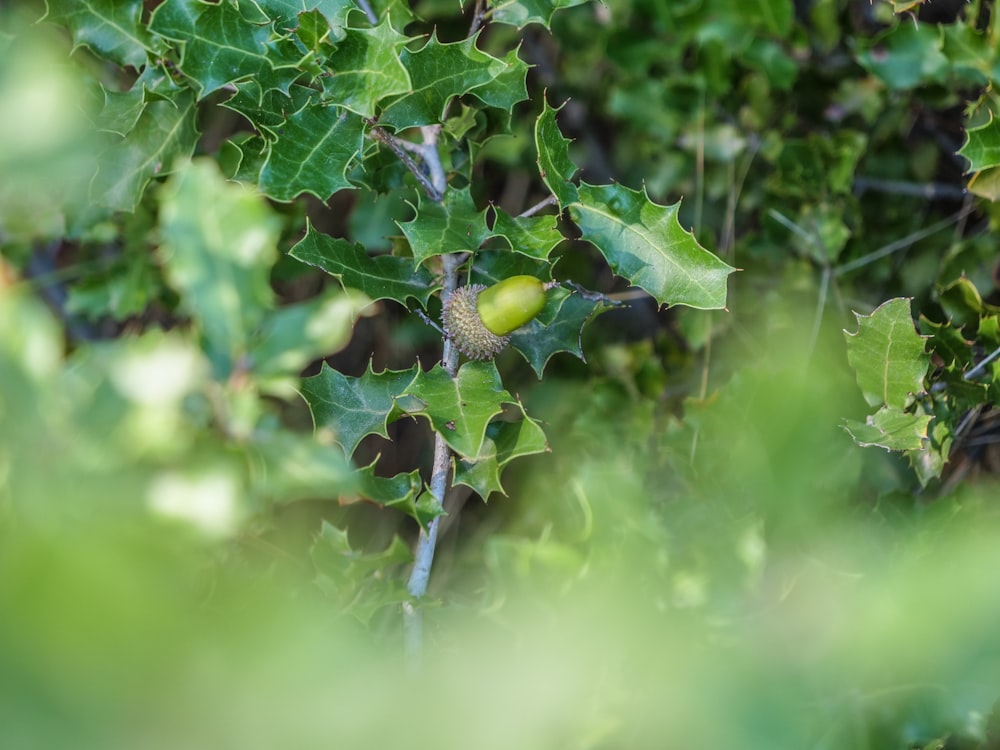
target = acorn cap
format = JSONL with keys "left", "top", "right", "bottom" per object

{"left": 441, "top": 284, "right": 509, "bottom": 360}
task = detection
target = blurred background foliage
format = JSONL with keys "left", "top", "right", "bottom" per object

{"left": 3, "top": 0, "right": 1000, "bottom": 747}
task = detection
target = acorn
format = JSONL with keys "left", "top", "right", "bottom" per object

{"left": 442, "top": 275, "right": 550, "bottom": 360}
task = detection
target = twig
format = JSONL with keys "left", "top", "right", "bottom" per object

{"left": 404, "top": 252, "right": 463, "bottom": 666}
{"left": 366, "top": 120, "right": 444, "bottom": 201}
{"left": 518, "top": 194, "right": 558, "bottom": 218}
{"left": 834, "top": 205, "right": 975, "bottom": 276}
{"left": 468, "top": 0, "right": 489, "bottom": 36}
{"left": 853, "top": 177, "right": 967, "bottom": 202}
{"left": 355, "top": 0, "right": 378, "bottom": 24}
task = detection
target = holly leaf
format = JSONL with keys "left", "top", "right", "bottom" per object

{"left": 510, "top": 289, "right": 606, "bottom": 377}
{"left": 44, "top": 0, "right": 158, "bottom": 69}
{"left": 489, "top": 0, "right": 591, "bottom": 29}
{"left": 958, "top": 116, "right": 1000, "bottom": 173}
{"left": 845, "top": 298, "right": 930, "bottom": 409}
{"left": 90, "top": 86, "right": 200, "bottom": 212}
{"left": 378, "top": 30, "right": 510, "bottom": 130}
{"left": 300, "top": 362, "right": 419, "bottom": 455}
{"left": 350, "top": 464, "right": 445, "bottom": 529}
{"left": 290, "top": 224, "right": 436, "bottom": 306}
{"left": 149, "top": 0, "right": 299, "bottom": 98}
{"left": 535, "top": 100, "right": 579, "bottom": 209}
{"left": 321, "top": 21, "right": 411, "bottom": 119}
{"left": 571, "top": 183, "right": 735, "bottom": 310}
{"left": 398, "top": 361, "right": 512, "bottom": 458}
{"left": 222, "top": 82, "right": 314, "bottom": 138}
{"left": 250, "top": 0, "right": 355, "bottom": 33}
{"left": 856, "top": 22, "right": 948, "bottom": 91}
{"left": 842, "top": 406, "right": 931, "bottom": 451}
{"left": 490, "top": 207, "right": 564, "bottom": 261}
{"left": 158, "top": 159, "right": 281, "bottom": 379}
{"left": 258, "top": 100, "right": 366, "bottom": 201}
{"left": 464, "top": 46, "right": 530, "bottom": 118}
{"left": 535, "top": 102, "right": 733, "bottom": 309}
{"left": 453, "top": 402, "right": 549, "bottom": 499}
{"left": 397, "top": 187, "right": 491, "bottom": 266}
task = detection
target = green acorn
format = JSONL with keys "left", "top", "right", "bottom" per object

{"left": 442, "top": 275, "right": 549, "bottom": 360}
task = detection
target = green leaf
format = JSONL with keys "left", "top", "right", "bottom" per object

{"left": 958, "top": 116, "right": 1000, "bottom": 173}
{"left": 535, "top": 100, "right": 580, "bottom": 209}
{"left": 90, "top": 86, "right": 200, "bottom": 213}
{"left": 398, "top": 361, "right": 513, "bottom": 458}
{"left": 258, "top": 101, "right": 366, "bottom": 201}
{"left": 248, "top": 430, "right": 359, "bottom": 504}
{"left": 300, "top": 362, "right": 419, "bottom": 455}
{"left": 289, "top": 224, "right": 436, "bottom": 306}
{"left": 222, "top": 82, "right": 314, "bottom": 138}
{"left": 842, "top": 406, "right": 931, "bottom": 451}
{"left": 250, "top": 0, "right": 355, "bottom": 32}
{"left": 918, "top": 316, "right": 974, "bottom": 370}
{"left": 397, "top": 187, "right": 491, "bottom": 266}
{"left": 378, "top": 30, "right": 511, "bottom": 130}
{"left": 845, "top": 298, "right": 930, "bottom": 409}
{"left": 489, "top": 0, "right": 591, "bottom": 29}
{"left": 149, "top": 0, "right": 299, "bottom": 98}
{"left": 453, "top": 402, "right": 549, "bottom": 499}
{"left": 248, "top": 290, "right": 369, "bottom": 381}
{"left": 43, "top": 0, "right": 157, "bottom": 69}
{"left": 464, "top": 46, "right": 531, "bottom": 118}
{"left": 321, "top": 21, "right": 411, "bottom": 118}
{"left": 857, "top": 22, "right": 948, "bottom": 90}
{"left": 490, "top": 208, "right": 565, "bottom": 261}
{"left": 158, "top": 159, "right": 281, "bottom": 378}
{"left": 509, "top": 288, "right": 605, "bottom": 377}
{"left": 571, "top": 183, "right": 734, "bottom": 310}
{"left": 354, "top": 464, "right": 444, "bottom": 528}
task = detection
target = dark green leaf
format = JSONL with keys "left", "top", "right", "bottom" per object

{"left": 534, "top": 99, "right": 579, "bottom": 209}
{"left": 289, "top": 223, "right": 436, "bottom": 306}
{"left": 397, "top": 187, "right": 491, "bottom": 266}
{"left": 300, "top": 362, "right": 419, "bottom": 455}
{"left": 490, "top": 208, "right": 564, "bottom": 261}
{"left": 44, "top": 0, "right": 157, "bottom": 69}
{"left": 322, "top": 21, "right": 411, "bottom": 118}
{"left": 510, "top": 289, "right": 606, "bottom": 377}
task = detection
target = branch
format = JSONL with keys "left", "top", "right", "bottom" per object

{"left": 366, "top": 120, "right": 444, "bottom": 201}
{"left": 404, "top": 252, "right": 463, "bottom": 665}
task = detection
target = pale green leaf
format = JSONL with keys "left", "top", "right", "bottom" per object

{"left": 489, "top": 0, "right": 591, "bottom": 29}
{"left": 958, "top": 116, "right": 1000, "bottom": 173}
{"left": 845, "top": 298, "right": 930, "bottom": 409}
{"left": 534, "top": 99, "right": 579, "bottom": 209}
{"left": 158, "top": 159, "right": 281, "bottom": 378}
{"left": 842, "top": 406, "right": 931, "bottom": 452}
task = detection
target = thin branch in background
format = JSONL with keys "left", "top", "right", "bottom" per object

{"left": 467, "top": 0, "right": 489, "bottom": 37}
{"left": 853, "top": 177, "right": 968, "bottom": 202}
{"left": 833, "top": 205, "right": 975, "bottom": 276}
{"left": 365, "top": 121, "right": 444, "bottom": 201}
{"left": 963, "top": 345, "right": 1000, "bottom": 383}
{"left": 518, "top": 194, "right": 558, "bottom": 218}
{"left": 355, "top": 0, "right": 378, "bottom": 24}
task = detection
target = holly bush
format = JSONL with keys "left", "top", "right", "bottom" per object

{"left": 3, "top": 0, "right": 1000, "bottom": 747}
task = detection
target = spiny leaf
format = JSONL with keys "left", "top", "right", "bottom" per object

{"left": 842, "top": 406, "right": 931, "bottom": 452}
{"left": 398, "top": 361, "right": 513, "bottom": 458}
{"left": 397, "top": 187, "right": 491, "bottom": 267}
{"left": 290, "top": 224, "right": 436, "bottom": 306}
{"left": 300, "top": 362, "right": 419, "bottom": 455}
{"left": 535, "top": 99, "right": 579, "bottom": 209}
{"left": 571, "top": 182, "right": 735, "bottom": 310}
{"left": 488, "top": 0, "right": 592, "bottom": 29}
{"left": 44, "top": 0, "right": 159, "bottom": 69}
{"left": 322, "top": 21, "right": 411, "bottom": 119}
{"left": 845, "top": 298, "right": 930, "bottom": 410}
{"left": 509, "top": 289, "right": 607, "bottom": 377}
{"left": 958, "top": 116, "right": 1000, "bottom": 173}
{"left": 250, "top": 0, "right": 355, "bottom": 33}
{"left": 158, "top": 159, "right": 281, "bottom": 379}
{"left": 378, "top": 30, "right": 511, "bottom": 130}
{"left": 90, "top": 84, "right": 199, "bottom": 212}
{"left": 149, "top": 0, "right": 299, "bottom": 98}
{"left": 453, "top": 402, "right": 549, "bottom": 499}
{"left": 490, "top": 208, "right": 564, "bottom": 261}
{"left": 258, "top": 100, "right": 366, "bottom": 201}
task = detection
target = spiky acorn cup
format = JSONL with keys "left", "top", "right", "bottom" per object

{"left": 442, "top": 275, "right": 550, "bottom": 360}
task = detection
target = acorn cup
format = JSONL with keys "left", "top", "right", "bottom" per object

{"left": 442, "top": 275, "right": 551, "bottom": 360}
